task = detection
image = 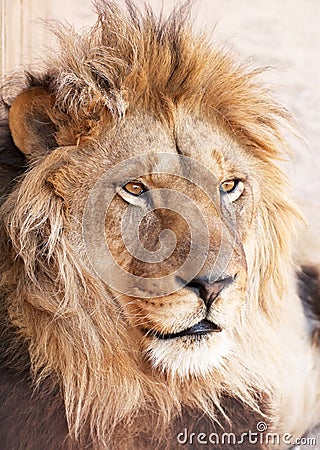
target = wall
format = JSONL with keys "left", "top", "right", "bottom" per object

{"left": 0, "top": 0, "right": 50, "bottom": 75}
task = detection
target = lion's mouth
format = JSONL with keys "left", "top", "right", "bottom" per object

{"left": 145, "top": 319, "right": 222, "bottom": 340}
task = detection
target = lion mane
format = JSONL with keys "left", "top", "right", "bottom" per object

{"left": 0, "top": 1, "right": 319, "bottom": 449}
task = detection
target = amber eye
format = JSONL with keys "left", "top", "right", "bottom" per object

{"left": 123, "top": 181, "right": 146, "bottom": 196}
{"left": 220, "top": 179, "right": 237, "bottom": 193}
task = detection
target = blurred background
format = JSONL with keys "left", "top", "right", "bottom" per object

{"left": 1, "top": 0, "right": 320, "bottom": 261}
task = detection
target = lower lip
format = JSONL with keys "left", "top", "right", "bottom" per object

{"left": 145, "top": 320, "right": 222, "bottom": 340}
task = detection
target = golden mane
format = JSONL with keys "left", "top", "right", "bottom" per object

{"left": 1, "top": 2, "right": 316, "bottom": 449}
{"left": 53, "top": 1, "right": 292, "bottom": 160}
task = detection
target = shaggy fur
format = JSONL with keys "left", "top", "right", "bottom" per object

{"left": 1, "top": 1, "right": 320, "bottom": 449}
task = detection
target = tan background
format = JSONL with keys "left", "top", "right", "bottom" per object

{"left": 1, "top": 0, "right": 320, "bottom": 261}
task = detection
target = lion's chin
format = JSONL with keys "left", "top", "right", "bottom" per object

{"left": 145, "top": 332, "right": 232, "bottom": 378}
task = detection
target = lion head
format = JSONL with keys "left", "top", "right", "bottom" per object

{"left": 1, "top": 1, "right": 318, "bottom": 449}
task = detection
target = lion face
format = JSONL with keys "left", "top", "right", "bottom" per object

{"left": 69, "top": 110, "right": 257, "bottom": 378}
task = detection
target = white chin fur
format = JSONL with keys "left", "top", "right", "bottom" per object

{"left": 146, "top": 333, "right": 232, "bottom": 378}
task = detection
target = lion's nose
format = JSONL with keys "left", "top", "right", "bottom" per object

{"left": 187, "top": 276, "right": 234, "bottom": 310}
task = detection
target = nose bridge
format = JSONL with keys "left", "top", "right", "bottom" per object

{"left": 198, "top": 215, "right": 237, "bottom": 282}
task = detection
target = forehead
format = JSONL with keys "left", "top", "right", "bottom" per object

{"left": 98, "top": 109, "right": 251, "bottom": 180}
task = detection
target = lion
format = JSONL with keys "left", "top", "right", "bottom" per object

{"left": 0, "top": 1, "right": 319, "bottom": 449}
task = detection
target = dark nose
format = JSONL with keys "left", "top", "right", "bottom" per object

{"left": 187, "top": 276, "right": 234, "bottom": 310}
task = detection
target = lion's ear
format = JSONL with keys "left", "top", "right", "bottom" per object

{"left": 8, "top": 86, "right": 57, "bottom": 160}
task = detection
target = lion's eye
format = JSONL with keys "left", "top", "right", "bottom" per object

{"left": 123, "top": 181, "right": 146, "bottom": 196}
{"left": 220, "top": 180, "right": 237, "bottom": 193}
{"left": 220, "top": 179, "right": 244, "bottom": 202}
